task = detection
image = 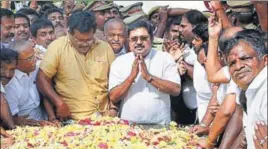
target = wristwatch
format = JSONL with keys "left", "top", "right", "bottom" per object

{"left": 147, "top": 76, "right": 153, "bottom": 83}
{"left": 200, "top": 122, "right": 208, "bottom": 127}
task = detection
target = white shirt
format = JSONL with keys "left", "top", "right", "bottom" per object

{"left": 109, "top": 49, "right": 181, "bottom": 124}
{"left": 4, "top": 68, "right": 47, "bottom": 121}
{"left": 193, "top": 61, "right": 212, "bottom": 120}
{"left": 115, "top": 47, "right": 126, "bottom": 58}
{"left": 245, "top": 66, "right": 267, "bottom": 149}
{"left": 1, "top": 82, "right": 5, "bottom": 93}
{"left": 182, "top": 77, "right": 197, "bottom": 109}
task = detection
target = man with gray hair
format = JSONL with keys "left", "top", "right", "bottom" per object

{"left": 4, "top": 40, "right": 57, "bottom": 127}
{"left": 104, "top": 18, "right": 127, "bottom": 57}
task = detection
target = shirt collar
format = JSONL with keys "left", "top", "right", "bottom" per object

{"left": 115, "top": 47, "right": 126, "bottom": 57}
{"left": 67, "top": 33, "right": 100, "bottom": 51}
{"left": 15, "top": 69, "right": 28, "bottom": 80}
{"left": 246, "top": 66, "right": 267, "bottom": 99}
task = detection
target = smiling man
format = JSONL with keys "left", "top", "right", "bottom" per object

{"left": 104, "top": 18, "right": 127, "bottom": 57}
{"left": 109, "top": 20, "right": 181, "bottom": 124}
{"left": 44, "top": 8, "right": 66, "bottom": 38}
{"left": 225, "top": 29, "right": 267, "bottom": 149}
{"left": 0, "top": 8, "right": 15, "bottom": 47}
{"left": 14, "top": 13, "right": 30, "bottom": 41}
{"left": 37, "top": 11, "right": 115, "bottom": 120}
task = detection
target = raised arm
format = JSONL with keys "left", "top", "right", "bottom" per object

{"left": 206, "top": 14, "right": 230, "bottom": 83}
{"left": 252, "top": 1, "right": 268, "bottom": 32}
{"left": 168, "top": 8, "right": 189, "bottom": 16}
{"left": 210, "top": 1, "right": 232, "bottom": 28}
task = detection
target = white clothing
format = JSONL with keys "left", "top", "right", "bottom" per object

{"left": 115, "top": 47, "right": 127, "bottom": 58}
{"left": 1, "top": 82, "right": 5, "bottom": 93}
{"left": 193, "top": 61, "right": 212, "bottom": 120}
{"left": 245, "top": 66, "right": 267, "bottom": 149}
{"left": 182, "top": 77, "right": 197, "bottom": 109}
{"left": 109, "top": 49, "right": 181, "bottom": 124}
{"left": 4, "top": 68, "right": 47, "bottom": 120}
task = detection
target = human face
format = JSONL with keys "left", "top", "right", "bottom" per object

{"left": 95, "top": 9, "right": 113, "bottom": 30}
{"left": 47, "top": 12, "right": 64, "bottom": 30}
{"left": 167, "top": 24, "right": 181, "bottom": 41}
{"left": 192, "top": 35, "right": 203, "bottom": 49}
{"left": 197, "top": 48, "right": 207, "bottom": 68}
{"left": 70, "top": 30, "right": 95, "bottom": 55}
{"left": 27, "top": 15, "right": 38, "bottom": 25}
{"left": 14, "top": 17, "right": 30, "bottom": 41}
{"left": 128, "top": 27, "right": 152, "bottom": 57}
{"left": 0, "top": 60, "right": 17, "bottom": 85}
{"left": 33, "top": 27, "right": 56, "bottom": 48}
{"left": 227, "top": 41, "right": 267, "bottom": 90}
{"left": 17, "top": 41, "right": 37, "bottom": 73}
{"left": 110, "top": 8, "right": 121, "bottom": 19}
{"left": 1, "top": 16, "right": 15, "bottom": 44}
{"left": 105, "top": 22, "right": 126, "bottom": 54}
{"left": 150, "top": 11, "right": 159, "bottom": 27}
{"left": 179, "top": 16, "right": 195, "bottom": 44}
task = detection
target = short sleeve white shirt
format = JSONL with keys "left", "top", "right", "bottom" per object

{"left": 109, "top": 49, "right": 181, "bottom": 124}
{"left": 4, "top": 68, "right": 47, "bottom": 120}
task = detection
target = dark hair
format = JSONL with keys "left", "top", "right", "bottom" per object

{"left": 183, "top": 10, "right": 208, "bottom": 26}
{"left": 30, "top": 18, "right": 54, "bottom": 37}
{"left": 166, "top": 16, "right": 182, "bottom": 31}
{"left": 233, "top": 11, "right": 254, "bottom": 25}
{"left": 14, "top": 13, "right": 30, "bottom": 27}
{"left": 68, "top": 11, "right": 96, "bottom": 34}
{"left": 0, "top": 8, "right": 14, "bottom": 19}
{"left": 225, "top": 29, "right": 267, "bottom": 59}
{"left": 39, "top": 3, "right": 57, "bottom": 17}
{"left": 0, "top": 48, "right": 18, "bottom": 64}
{"left": 44, "top": 8, "right": 63, "bottom": 19}
{"left": 192, "top": 23, "right": 208, "bottom": 43}
{"left": 128, "top": 20, "right": 154, "bottom": 39}
{"left": 17, "top": 8, "right": 40, "bottom": 18}
{"left": 197, "top": 42, "right": 209, "bottom": 56}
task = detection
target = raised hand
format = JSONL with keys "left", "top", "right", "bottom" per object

{"left": 138, "top": 55, "right": 151, "bottom": 81}
{"left": 129, "top": 55, "right": 140, "bottom": 82}
{"left": 208, "top": 14, "right": 222, "bottom": 39}
{"left": 209, "top": 1, "right": 223, "bottom": 11}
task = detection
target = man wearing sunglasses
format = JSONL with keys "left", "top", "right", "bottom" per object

{"left": 37, "top": 11, "right": 116, "bottom": 121}
{"left": 109, "top": 20, "right": 181, "bottom": 124}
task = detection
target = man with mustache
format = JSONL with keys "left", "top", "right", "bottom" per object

{"left": 30, "top": 18, "right": 56, "bottom": 63}
{"left": 0, "top": 8, "right": 15, "bottom": 47}
{"left": 109, "top": 20, "right": 181, "bottom": 124}
{"left": 37, "top": 11, "right": 116, "bottom": 121}
{"left": 104, "top": 18, "right": 127, "bottom": 58}
{"left": 225, "top": 29, "right": 267, "bottom": 149}
{"left": 44, "top": 8, "right": 66, "bottom": 38}
{"left": 14, "top": 13, "right": 30, "bottom": 41}
{"left": 4, "top": 40, "right": 56, "bottom": 127}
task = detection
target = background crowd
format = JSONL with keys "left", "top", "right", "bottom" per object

{"left": 0, "top": 1, "right": 267, "bottom": 149}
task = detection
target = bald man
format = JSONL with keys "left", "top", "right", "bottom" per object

{"left": 5, "top": 40, "right": 56, "bottom": 127}
{"left": 104, "top": 18, "right": 127, "bottom": 57}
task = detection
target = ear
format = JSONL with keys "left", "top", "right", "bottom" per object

{"left": 263, "top": 54, "right": 268, "bottom": 65}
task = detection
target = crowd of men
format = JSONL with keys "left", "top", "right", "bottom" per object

{"left": 0, "top": 1, "right": 267, "bottom": 149}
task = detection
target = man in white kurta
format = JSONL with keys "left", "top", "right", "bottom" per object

{"left": 109, "top": 49, "right": 181, "bottom": 124}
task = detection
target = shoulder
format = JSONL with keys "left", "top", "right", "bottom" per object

{"left": 46, "top": 36, "right": 68, "bottom": 53}
{"left": 111, "top": 52, "right": 134, "bottom": 66}
{"left": 152, "top": 49, "right": 174, "bottom": 62}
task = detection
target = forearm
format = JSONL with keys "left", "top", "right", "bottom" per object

{"left": 206, "top": 37, "right": 228, "bottom": 83}
{"left": 229, "top": 130, "right": 246, "bottom": 149}
{"left": 220, "top": 105, "right": 244, "bottom": 149}
{"left": 0, "top": 95, "right": 15, "bottom": 129}
{"left": 168, "top": 8, "right": 190, "bottom": 16}
{"left": 253, "top": 2, "right": 268, "bottom": 32}
{"left": 43, "top": 98, "right": 57, "bottom": 121}
{"left": 109, "top": 77, "right": 134, "bottom": 103}
{"left": 149, "top": 76, "right": 180, "bottom": 96}
{"left": 201, "top": 95, "right": 218, "bottom": 126}
{"left": 154, "top": 22, "right": 167, "bottom": 38}
{"left": 185, "top": 64, "right": 193, "bottom": 79}
{"left": 37, "top": 70, "right": 63, "bottom": 107}
{"left": 216, "top": 9, "right": 232, "bottom": 28}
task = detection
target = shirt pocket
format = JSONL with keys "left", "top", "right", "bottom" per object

{"left": 87, "top": 58, "right": 109, "bottom": 80}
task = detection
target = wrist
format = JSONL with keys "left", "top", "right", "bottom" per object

{"left": 48, "top": 116, "right": 57, "bottom": 121}
{"left": 200, "top": 122, "right": 209, "bottom": 127}
{"left": 209, "top": 36, "right": 219, "bottom": 41}
{"left": 146, "top": 75, "right": 153, "bottom": 83}
{"left": 207, "top": 136, "right": 217, "bottom": 147}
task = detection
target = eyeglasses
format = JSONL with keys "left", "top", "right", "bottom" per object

{"left": 129, "top": 36, "right": 150, "bottom": 43}
{"left": 70, "top": 34, "right": 94, "bottom": 46}
{"left": 18, "top": 53, "right": 36, "bottom": 61}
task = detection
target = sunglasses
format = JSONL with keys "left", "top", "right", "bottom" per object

{"left": 129, "top": 36, "right": 150, "bottom": 43}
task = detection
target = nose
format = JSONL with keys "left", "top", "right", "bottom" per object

{"left": 114, "top": 35, "right": 119, "bottom": 41}
{"left": 105, "top": 12, "right": 113, "bottom": 19}
{"left": 234, "top": 59, "right": 244, "bottom": 71}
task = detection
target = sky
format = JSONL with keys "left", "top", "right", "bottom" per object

{"left": 114, "top": 1, "right": 208, "bottom": 13}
